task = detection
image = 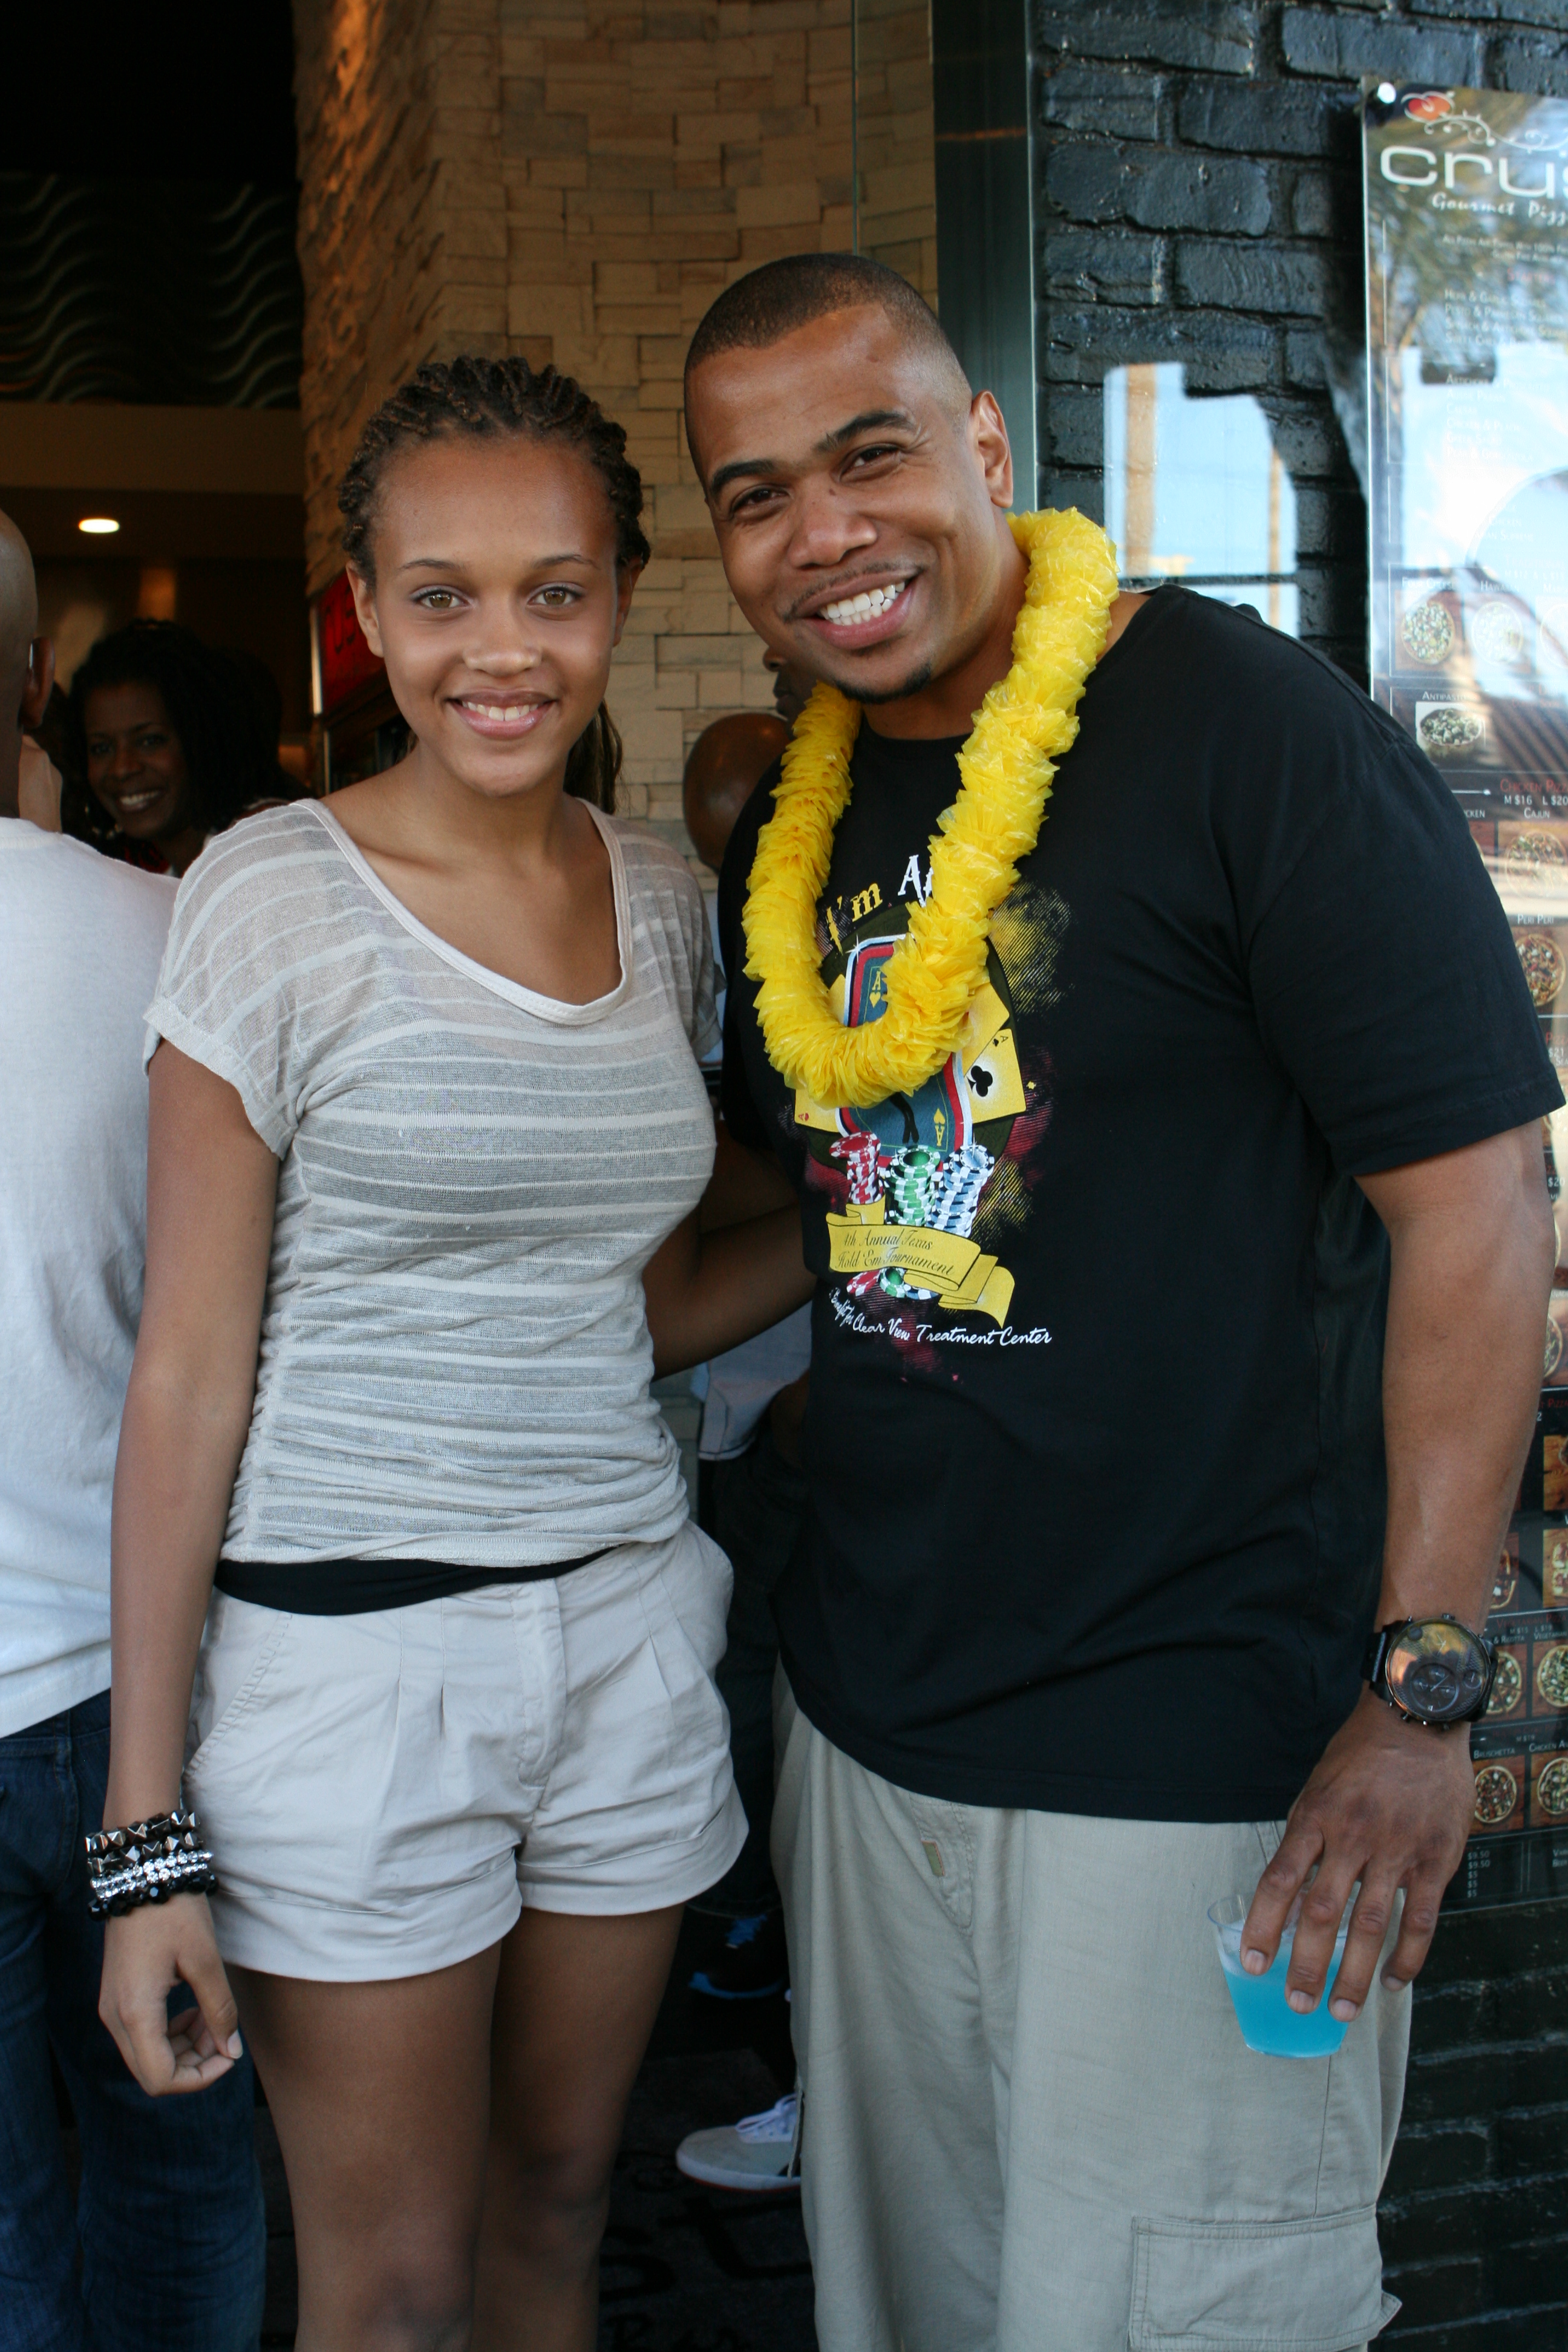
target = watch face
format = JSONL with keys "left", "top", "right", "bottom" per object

{"left": 1385, "top": 1621, "right": 1492, "bottom": 1725}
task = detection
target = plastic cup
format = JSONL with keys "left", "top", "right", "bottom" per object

{"left": 1207, "top": 1893, "right": 1353, "bottom": 2059}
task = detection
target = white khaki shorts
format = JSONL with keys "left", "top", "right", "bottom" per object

{"left": 184, "top": 1523, "right": 746, "bottom": 1981}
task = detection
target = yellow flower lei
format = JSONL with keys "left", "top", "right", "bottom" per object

{"left": 741, "top": 508, "right": 1119, "bottom": 1108}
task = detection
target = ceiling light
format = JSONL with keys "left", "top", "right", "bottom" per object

{"left": 78, "top": 515, "right": 120, "bottom": 535}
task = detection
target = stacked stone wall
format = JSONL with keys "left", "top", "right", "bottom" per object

{"left": 292, "top": 0, "right": 935, "bottom": 856}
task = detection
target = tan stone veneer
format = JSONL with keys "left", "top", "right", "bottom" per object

{"left": 291, "top": 0, "right": 936, "bottom": 861}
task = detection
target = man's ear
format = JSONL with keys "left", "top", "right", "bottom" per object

{"left": 20, "top": 635, "right": 54, "bottom": 730}
{"left": 969, "top": 392, "right": 1014, "bottom": 514}
{"left": 347, "top": 567, "right": 385, "bottom": 658}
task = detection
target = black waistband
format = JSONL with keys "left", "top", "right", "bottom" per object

{"left": 213, "top": 1550, "right": 611, "bottom": 1615}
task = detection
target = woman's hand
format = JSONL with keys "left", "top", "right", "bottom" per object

{"left": 100, "top": 1895, "right": 244, "bottom": 2094}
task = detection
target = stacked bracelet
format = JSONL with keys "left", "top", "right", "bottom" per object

{"left": 85, "top": 1806, "right": 220, "bottom": 1918}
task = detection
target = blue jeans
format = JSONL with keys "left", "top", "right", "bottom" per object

{"left": 0, "top": 1691, "right": 266, "bottom": 2352}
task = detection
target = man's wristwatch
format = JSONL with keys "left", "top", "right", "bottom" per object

{"left": 1364, "top": 1615, "right": 1497, "bottom": 1729}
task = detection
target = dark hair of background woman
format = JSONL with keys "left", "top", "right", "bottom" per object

{"left": 61, "top": 618, "right": 300, "bottom": 855}
{"left": 336, "top": 354, "right": 652, "bottom": 813}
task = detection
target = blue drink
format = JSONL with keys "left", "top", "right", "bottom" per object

{"left": 1207, "top": 1895, "right": 1352, "bottom": 2059}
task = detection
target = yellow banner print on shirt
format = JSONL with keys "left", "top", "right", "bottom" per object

{"left": 825, "top": 1198, "right": 1016, "bottom": 1325}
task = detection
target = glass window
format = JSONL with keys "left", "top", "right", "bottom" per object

{"left": 1102, "top": 363, "right": 1299, "bottom": 637}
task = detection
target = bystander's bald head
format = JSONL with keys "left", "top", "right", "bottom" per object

{"left": 0, "top": 508, "right": 50, "bottom": 820}
{"left": 0, "top": 509, "right": 37, "bottom": 685}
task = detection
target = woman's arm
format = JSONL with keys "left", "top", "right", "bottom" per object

{"left": 700, "top": 1118, "right": 798, "bottom": 1230}
{"left": 644, "top": 1195, "right": 813, "bottom": 1377}
{"left": 99, "top": 1043, "right": 279, "bottom": 2094}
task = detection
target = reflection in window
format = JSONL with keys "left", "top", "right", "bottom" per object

{"left": 1102, "top": 364, "right": 1298, "bottom": 636}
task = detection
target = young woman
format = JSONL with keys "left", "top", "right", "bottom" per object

{"left": 97, "top": 358, "right": 810, "bottom": 2352}
{"left": 64, "top": 618, "right": 301, "bottom": 874}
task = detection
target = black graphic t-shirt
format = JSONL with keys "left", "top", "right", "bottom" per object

{"left": 719, "top": 587, "right": 1561, "bottom": 1821}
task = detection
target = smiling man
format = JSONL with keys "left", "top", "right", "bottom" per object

{"left": 684, "top": 255, "right": 1560, "bottom": 2351}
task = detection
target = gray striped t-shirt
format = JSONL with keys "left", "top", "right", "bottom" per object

{"left": 146, "top": 800, "right": 719, "bottom": 1570}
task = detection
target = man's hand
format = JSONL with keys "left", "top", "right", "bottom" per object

{"left": 100, "top": 1895, "right": 244, "bottom": 2094}
{"left": 1242, "top": 1687, "right": 1475, "bottom": 2020}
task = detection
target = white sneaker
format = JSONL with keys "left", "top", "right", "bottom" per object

{"left": 675, "top": 2089, "right": 802, "bottom": 2192}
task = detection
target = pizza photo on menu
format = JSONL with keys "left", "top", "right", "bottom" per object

{"left": 1472, "top": 1757, "right": 1524, "bottom": 1834}
{"left": 1545, "top": 1529, "right": 1568, "bottom": 1607}
{"left": 1530, "top": 1752, "right": 1568, "bottom": 1826}
{"left": 1542, "top": 1432, "right": 1568, "bottom": 1515}
{"left": 1499, "top": 822, "right": 1568, "bottom": 897}
{"left": 1486, "top": 1647, "right": 1526, "bottom": 1720}
{"left": 1399, "top": 595, "right": 1456, "bottom": 667}
{"left": 1470, "top": 597, "right": 1529, "bottom": 668}
{"left": 1515, "top": 928, "right": 1568, "bottom": 1010}
{"left": 1532, "top": 1641, "right": 1568, "bottom": 1715}
{"left": 1417, "top": 704, "right": 1485, "bottom": 759}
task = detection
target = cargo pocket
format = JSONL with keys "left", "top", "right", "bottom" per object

{"left": 1129, "top": 2205, "right": 1399, "bottom": 2352}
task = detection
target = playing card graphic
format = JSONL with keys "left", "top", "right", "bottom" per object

{"left": 839, "top": 938, "right": 973, "bottom": 1159}
{"left": 794, "top": 926, "right": 1038, "bottom": 1325}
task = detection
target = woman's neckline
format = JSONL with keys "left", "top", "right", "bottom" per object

{"left": 303, "top": 797, "right": 633, "bottom": 1025}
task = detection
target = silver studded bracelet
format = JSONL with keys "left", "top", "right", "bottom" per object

{"left": 85, "top": 1806, "right": 220, "bottom": 1918}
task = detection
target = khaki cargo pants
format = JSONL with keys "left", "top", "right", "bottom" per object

{"left": 772, "top": 1676, "right": 1409, "bottom": 2352}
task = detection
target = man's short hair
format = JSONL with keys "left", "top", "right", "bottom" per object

{"left": 684, "top": 253, "right": 970, "bottom": 428}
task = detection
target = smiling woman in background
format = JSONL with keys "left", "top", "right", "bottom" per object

{"left": 62, "top": 618, "right": 301, "bottom": 874}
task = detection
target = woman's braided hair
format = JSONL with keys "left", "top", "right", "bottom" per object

{"left": 338, "top": 356, "right": 651, "bottom": 812}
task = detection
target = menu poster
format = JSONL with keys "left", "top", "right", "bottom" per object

{"left": 1366, "top": 82, "right": 1568, "bottom": 1907}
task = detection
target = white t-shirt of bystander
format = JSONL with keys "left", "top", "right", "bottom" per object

{"left": 0, "top": 824, "right": 174, "bottom": 1739}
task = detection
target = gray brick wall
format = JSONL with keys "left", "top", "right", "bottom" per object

{"left": 1031, "top": 7, "right": 1568, "bottom": 2342}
